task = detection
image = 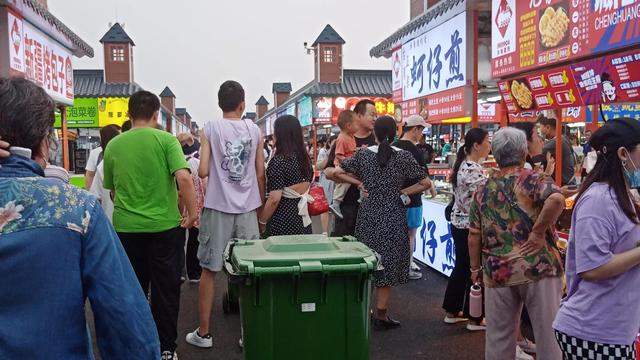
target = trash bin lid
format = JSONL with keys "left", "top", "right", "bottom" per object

{"left": 229, "top": 235, "right": 377, "bottom": 276}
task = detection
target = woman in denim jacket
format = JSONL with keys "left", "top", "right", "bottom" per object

{"left": 0, "top": 77, "right": 160, "bottom": 359}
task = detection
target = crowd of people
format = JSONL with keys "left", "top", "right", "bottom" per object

{"left": 1, "top": 74, "right": 640, "bottom": 360}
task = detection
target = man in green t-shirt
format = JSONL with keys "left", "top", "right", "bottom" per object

{"left": 103, "top": 90, "right": 197, "bottom": 360}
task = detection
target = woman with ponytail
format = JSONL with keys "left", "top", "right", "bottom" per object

{"left": 333, "top": 116, "right": 432, "bottom": 331}
{"left": 443, "top": 128, "right": 491, "bottom": 331}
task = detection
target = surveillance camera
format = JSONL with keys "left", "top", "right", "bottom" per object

{"left": 304, "top": 42, "right": 308, "bottom": 47}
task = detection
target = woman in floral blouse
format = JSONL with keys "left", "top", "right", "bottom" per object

{"left": 469, "top": 127, "right": 565, "bottom": 360}
{"left": 442, "top": 128, "right": 490, "bottom": 330}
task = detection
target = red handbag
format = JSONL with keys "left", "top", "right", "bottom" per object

{"left": 308, "top": 183, "right": 329, "bottom": 216}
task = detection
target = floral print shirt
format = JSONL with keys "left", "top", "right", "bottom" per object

{"left": 469, "top": 168, "right": 564, "bottom": 288}
{"left": 451, "top": 160, "right": 486, "bottom": 229}
{"left": 0, "top": 154, "right": 160, "bottom": 359}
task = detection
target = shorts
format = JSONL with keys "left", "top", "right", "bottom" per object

{"left": 197, "top": 208, "right": 260, "bottom": 272}
{"left": 406, "top": 206, "right": 423, "bottom": 230}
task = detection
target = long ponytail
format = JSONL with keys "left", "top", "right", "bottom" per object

{"left": 449, "top": 128, "right": 488, "bottom": 189}
{"left": 374, "top": 116, "right": 397, "bottom": 167}
{"left": 450, "top": 145, "right": 467, "bottom": 189}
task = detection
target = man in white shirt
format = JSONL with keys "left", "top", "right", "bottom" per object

{"left": 84, "top": 146, "right": 102, "bottom": 190}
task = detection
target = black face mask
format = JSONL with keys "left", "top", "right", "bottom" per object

{"left": 182, "top": 141, "right": 200, "bottom": 155}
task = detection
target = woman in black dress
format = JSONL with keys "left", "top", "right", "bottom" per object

{"left": 333, "top": 116, "right": 432, "bottom": 330}
{"left": 259, "top": 115, "right": 314, "bottom": 236}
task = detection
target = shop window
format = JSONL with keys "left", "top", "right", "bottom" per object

{"left": 111, "top": 46, "right": 125, "bottom": 62}
{"left": 323, "top": 47, "right": 336, "bottom": 63}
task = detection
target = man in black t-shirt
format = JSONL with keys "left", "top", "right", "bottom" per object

{"left": 393, "top": 115, "right": 434, "bottom": 280}
{"left": 325, "top": 99, "right": 377, "bottom": 237}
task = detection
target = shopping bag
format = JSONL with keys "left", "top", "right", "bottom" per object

{"left": 308, "top": 183, "right": 329, "bottom": 216}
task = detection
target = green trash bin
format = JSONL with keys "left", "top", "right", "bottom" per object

{"left": 224, "top": 235, "right": 378, "bottom": 360}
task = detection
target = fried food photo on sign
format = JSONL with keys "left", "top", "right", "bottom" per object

{"left": 511, "top": 80, "right": 533, "bottom": 109}
{"left": 539, "top": 6, "right": 569, "bottom": 48}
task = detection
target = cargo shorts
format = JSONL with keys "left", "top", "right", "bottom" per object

{"left": 197, "top": 208, "right": 260, "bottom": 272}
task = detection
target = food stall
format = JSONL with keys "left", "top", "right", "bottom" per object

{"left": 372, "top": 0, "right": 506, "bottom": 276}
{"left": 492, "top": 0, "right": 640, "bottom": 243}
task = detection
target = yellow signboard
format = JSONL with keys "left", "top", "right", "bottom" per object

{"left": 98, "top": 97, "right": 130, "bottom": 127}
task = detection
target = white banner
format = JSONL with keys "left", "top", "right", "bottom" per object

{"left": 414, "top": 199, "right": 455, "bottom": 277}
{"left": 401, "top": 11, "right": 467, "bottom": 102}
{"left": 392, "top": 49, "right": 402, "bottom": 91}
{"left": 7, "top": 10, "right": 74, "bottom": 105}
{"left": 478, "top": 103, "right": 496, "bottom": 117}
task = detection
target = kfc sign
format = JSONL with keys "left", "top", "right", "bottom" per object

{"left": 7, "top": 10, "right": 74, "bottom": 105}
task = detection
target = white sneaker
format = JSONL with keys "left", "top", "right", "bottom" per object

{"left": 161, "top": 351, "right": 178, "bottom": 360}
{"left": 408, "top": 270, "right": 423, "bottom": 280}
{"left": 515, "top": 345, "right": 534, "bottom": 360}
{"left": 443, "top": 315, "right": 468, "bottom": 324}
{"left": 185, "top": 328, "right": 213, "bottom": 348}
{"left": 329, "top": 204, "right": 343, "bottom": 219}
{"left": 517, "top": 338, "right": 536, "bottom": 354}
{"left": 466, "top": 319, "right": 487, "bottom": 331}
{"left": 411, "top": 261, "right": 420, "bottom": 271}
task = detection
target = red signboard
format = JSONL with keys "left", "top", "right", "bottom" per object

{"left": 500, "top": 47, "right": 640, "bottom": 112}
{"left": 426, "top": 87, "right": 467, "bottom": 122}
{"left": 492, "top": 0, "right": 640, "bottom": 79}
{"left": 330, "top": 97, "right": 394, "bottom": 124}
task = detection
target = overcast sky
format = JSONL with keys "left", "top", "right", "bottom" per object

{"left": 49, "top": 0, "right": 407, "bottom": 125}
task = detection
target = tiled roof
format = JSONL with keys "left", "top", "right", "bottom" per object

{"left": 159, "top": 87, "right": 176, "bottom": 98}
{"left": 1, "top": 0, "right": 94, "bottom": 57}
{"left": 99, "top": 22, "right": 135, "bottom": 45}
{"left": 369, "top": 0, "right": 465, "bottom": 58}
{"left": 307, "top": 70, "right": 392, "bottom": 97}
{"left": 176, "top": 108, "right": 191, "bottom": 118}
{"left": 73, "top": 69, "right": 143, "bottom": 97}
{"left": 256, "top": 69, "right": 391, "bottom": 124}
{"left": 255, "top": 96, "right": 269, "bottom": 105}
{"left": 312, "top": 24, "right": 346, "bottom": 46}
{"left": 272, "top": 82, "right": 292, "bottom": 93}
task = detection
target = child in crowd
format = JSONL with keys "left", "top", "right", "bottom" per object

{"left": 330, "top": 110, "right": 358, "bottom": 219}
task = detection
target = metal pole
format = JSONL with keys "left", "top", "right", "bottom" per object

{"left": 555, "top": 108, "right": 563, "bottom": 186}
{"left": 471, "top": 10, "right": 479, "bottom": 129}
{"left": 60, "top": 105, "right": 69, "bottom": 171}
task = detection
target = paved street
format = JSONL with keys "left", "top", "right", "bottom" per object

{"left": 89, "top": 265, "right": 491, "bottom": 360}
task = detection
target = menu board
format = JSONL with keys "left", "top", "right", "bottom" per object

{"left": 500, "top": 48, "right": 640, "bottom": 112}
{"left": 492, "top": 0, "right": 640, "bottom": 78}
{"left": 498, "top": 66, "right": 583, "bottom": 112}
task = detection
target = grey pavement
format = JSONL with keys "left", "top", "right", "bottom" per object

{"left": 89, "top": 265, "right": 489, "bottom": 360}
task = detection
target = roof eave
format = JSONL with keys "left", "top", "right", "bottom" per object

{"left": 369, "top": 0, "right": 465, "bottom": 58}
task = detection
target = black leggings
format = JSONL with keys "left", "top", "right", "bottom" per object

{"left": 442, "top": 226, "right": 483, "bottom": 320}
